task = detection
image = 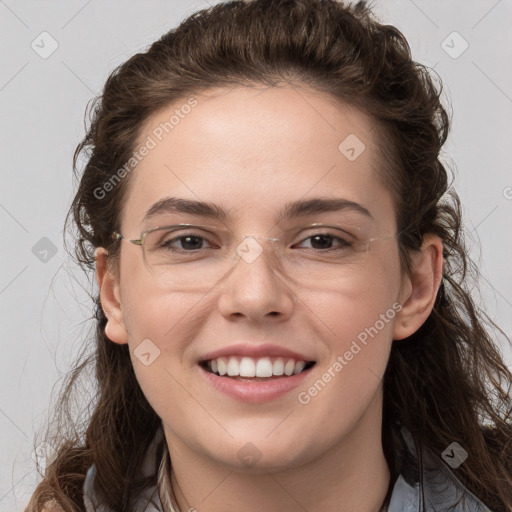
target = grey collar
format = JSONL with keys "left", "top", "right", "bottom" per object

{"left": 388, "top": 427, "right": 493, "bottom": 511}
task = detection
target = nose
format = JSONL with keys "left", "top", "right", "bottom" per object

{"left": 217, "top": 236, "right": 295, "bottom": 322}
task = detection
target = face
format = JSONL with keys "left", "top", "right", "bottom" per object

{"left": 100, "top": 84, "right": 412, "bottom": 472}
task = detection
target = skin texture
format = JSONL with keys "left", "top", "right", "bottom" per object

{"left": 95, "top": 85, "right": 443, "bottom": 512}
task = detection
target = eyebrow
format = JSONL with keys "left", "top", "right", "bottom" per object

{"left": 141, "top": 196, "right": 373, "bottom": 225}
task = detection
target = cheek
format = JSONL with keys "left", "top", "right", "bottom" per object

{"left": 294, "top": 289, "right": 396, "bottom": 445}
{"left": 122, "top": 286, "right": 208, "bottom": 363}
{"left": 311, "top": 285, "right": 397, "bottom": 383}
{"left": 121, "top": 291, "right": 202, "bottom": 422}
{"left": 119, "top": 247, "right": 206, "bottom": 344}
{"left": 301, "top": 253, "right": 401, "bottom": 398}
{"left": 304, "top": 252, "right": 401, "bottom": 345}
{"left": 120, "top": 279, "right": 213, "bottom": 410}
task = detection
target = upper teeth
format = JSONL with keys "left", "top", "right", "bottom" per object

{"left": 207, "top": 357, "right": 307, "bottom": 377}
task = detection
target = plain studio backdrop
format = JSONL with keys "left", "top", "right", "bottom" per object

{"left": 0, "top": 1, "right": 511, "bottom": 510}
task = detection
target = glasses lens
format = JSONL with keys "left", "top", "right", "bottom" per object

{"left": 141, "top": 226, "right": 233, "bottom": 291}
{"left": 141, "top": 226, "right": 394, "bottom": 292}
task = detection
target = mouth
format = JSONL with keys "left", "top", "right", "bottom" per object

{"left": 199, "top": 356, "right": 316, "bottom": 381}
{"left": 197, "top": 344, "right": 317, "bottom": 402}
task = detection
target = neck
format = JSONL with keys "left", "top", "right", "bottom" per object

{"left": 164, "top": 387, "right": 390, "bottom": 512}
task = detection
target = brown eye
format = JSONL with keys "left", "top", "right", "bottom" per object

{"left": 295, "top": 233, "right": 352, "bottom": 251}
{"left": 147, "top": 229, "right": 218, "bottom": 253}
{"left": 162, "top": 235, "right": 208, "bottom": 251}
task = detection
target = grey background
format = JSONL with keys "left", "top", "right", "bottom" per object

{"left": 1, "top": 0, "right": 511, "bottom": 509}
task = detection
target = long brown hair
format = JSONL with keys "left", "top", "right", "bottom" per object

{"left": 26, "top": 0, "right": 512, "bottom": 510}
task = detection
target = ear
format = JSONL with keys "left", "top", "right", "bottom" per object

{"left": 95, "top": 247, "right": 129, "bottom": 345}
{"left": 393, "top": 234, "right": 444, "bottom": 340}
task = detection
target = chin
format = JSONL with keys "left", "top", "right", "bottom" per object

{"left": 202, "top": 432, "right": 318, "bottom": 473}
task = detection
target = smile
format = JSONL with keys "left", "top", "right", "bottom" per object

{"left": 198, "top": 353, "right": 317, "bottom": 403}
{"left": 201, "top": 356, "right": 316, "bottom": 378}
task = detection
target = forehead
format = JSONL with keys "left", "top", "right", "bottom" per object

{"left": 120, "top": 85, "right": 393, "bottom": 232}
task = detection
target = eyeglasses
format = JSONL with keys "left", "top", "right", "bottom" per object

{"left": 111, "top": 223, "right": 398, "bottom": 292}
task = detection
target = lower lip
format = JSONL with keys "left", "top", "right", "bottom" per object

{"left": 199, "top": 365, "right": 314, "bottom": 403}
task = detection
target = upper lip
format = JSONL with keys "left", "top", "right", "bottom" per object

{"left": 199, "top": 343, "right": 316, "bottom": 363}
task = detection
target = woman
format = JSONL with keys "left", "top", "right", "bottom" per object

{"left": 27, "top": 0, "right": 512, "bottom": 511}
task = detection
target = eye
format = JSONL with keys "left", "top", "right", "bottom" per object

{"left": 294, "top": 233, "right": 352, "bottom": 251}
{"left": 164, "top": 235, "right": 209, "bottom": 251}
{"left": 156, "top": 231, "right": 217, "bottom": 252}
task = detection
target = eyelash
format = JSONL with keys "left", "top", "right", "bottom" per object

{"left": 160, "top": 232, "right": 352, "bottom": 253}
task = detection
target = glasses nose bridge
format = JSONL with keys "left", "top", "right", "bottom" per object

{"left": 243, "top": 235, "right": 280, "bottom": 244}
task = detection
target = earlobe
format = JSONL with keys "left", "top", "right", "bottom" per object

{"left": 95, "top": 247, "right": 129, "bottom": 345}
{"left": 393, "top": 234, "right": 443, "bottom": 340}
